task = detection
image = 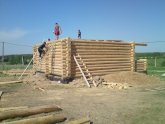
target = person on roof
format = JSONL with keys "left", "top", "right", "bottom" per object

{"left": 78, "top": 29, "right": 81, "bottom": 39}
{"left": 54, "top": 23, "right": 62, "bottom": 40}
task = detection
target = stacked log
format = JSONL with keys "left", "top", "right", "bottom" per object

{"left": 33, "top": 38, "right": 147, "bottom": 79}
{"left": 135, "top": 59, "right": 147, "bottom": 73}
{"left": 70, "top": 40, "right": 134, "bottom": 77}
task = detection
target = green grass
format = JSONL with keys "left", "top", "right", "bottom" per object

{"left": 131, "top": 90, "right": 165, "bottom": 124}
{"left": 147, "top": 67, "right": 165, "bottom": 81}
{"left": 0, "top": 64, "right": 32, "bottom": 71}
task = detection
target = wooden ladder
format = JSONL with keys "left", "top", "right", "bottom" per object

{"left": 73, "top": 54, "right": 97, "bottom": 88}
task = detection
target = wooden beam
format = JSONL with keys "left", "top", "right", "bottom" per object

{"left": 0, "top": 80, "right": 23, "bottom": 85}
{"left": 0, "top": 104, "right": 62, "bottom": 121}
{"left": 0, "top": 91, "right": 3, "bottom": 99}
{"left": 0, "top": 106, "right": 28, "bottom": 112}
{"left": 66, "top": 117, "right": 90, "bottom": 124}
{"left": 135, "top": 43, "right": 147, "bottom": 46}
{"left": 7, "top": 114, "right": 66, "bottom": 124}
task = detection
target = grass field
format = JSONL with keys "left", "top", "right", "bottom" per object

{"left": 0, "top": 64, "right": 32, "bottom": 70}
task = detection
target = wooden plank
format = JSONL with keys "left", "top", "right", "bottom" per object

{"left": 73, "top": 55, "right": 91, "bottom": 87}
{"left": 72, "top": 61, "right": 131, "bottom": 64}
{"left": 71, "top": 52, "right": 131, "bottom": 55}
{"left": 135, "top": 43, "right": 147, "bottom": 46}
{"left": 74, "top": 63, "right": 131, "bottom": 67}
{"left": 73, "top": 65, "right": 131, "bottom": 71}
{"left": 0, "top": 104, "right": 62, "bottom": 121}
{"left": 0, "top": 91, "right": 3, "bottom": 99}
{"left": 72, "top": 68, "right": 131, "bottom": 74}
{"left": 72, "top": 49, "right": 131, "bottom": 52}
{"left": 0, "top": 80, "right": 23, "bottom": 85}
{"left": 74, "top": 55, "right": 130, "bottom": 58}
{"left": 76, "top": 58, "right": 131, "bottom": 61}
{"left": 72, "top": 42, "right": 131, "bottom": 46}
{"left": 71, "top": 40, "right": 131, "bottom": 45}
{"left": 72, "top": 45, "right": 131, "bottom": 49}
{"left": 66, "top": 117, "right": 90, "bottom": 124}
{"left": 7, "top": 114, "right": 66, "bottom": 124}
{"left": 0, "top": 106, "right": 28, "bottom": 112}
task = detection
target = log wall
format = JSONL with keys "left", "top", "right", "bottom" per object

{"left": 33, "top": 38, "right": 147, "bottom": 78}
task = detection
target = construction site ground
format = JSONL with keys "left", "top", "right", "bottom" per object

{"left": 0, "top": 71, "right": 165, "bottom": 124}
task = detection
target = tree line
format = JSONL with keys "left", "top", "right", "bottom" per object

{"left": 0, "top": 54, "right": 32, "bottom": 64}
{"left": 0, "top": 52, "right": 165, "bottom": 65}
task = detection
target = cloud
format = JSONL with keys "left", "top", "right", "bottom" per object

{"left": 0, "top": 28, "right": 27, "bottom": 41}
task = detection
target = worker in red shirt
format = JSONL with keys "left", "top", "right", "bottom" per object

{"left": 53, "top": 23, "right": 62, "bottom": 40}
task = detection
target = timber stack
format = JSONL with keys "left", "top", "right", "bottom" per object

{"left": 33, "top": 38, "right": 147, "bottom": 80}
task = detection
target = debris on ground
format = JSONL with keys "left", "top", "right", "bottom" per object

{"left": 21, "top": 71, "right": 163, "bottom": 90}
{"left": 103, "top": 71, "right": 163, "bottom": 85}
{"left": 69, "top": 71, "right": 163, "bottom": 89}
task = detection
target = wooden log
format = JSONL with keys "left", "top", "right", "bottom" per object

{"left": 71, "top": 40, "right": 131, "bottom": 45}
{"left": 135, "top": 43, "right": 147, "bottom": 46}
{"left": 72, "top": 49, "right": 131, "bottom": 52}
{"left": 73, "top": 55, "right": 130, "bottom": 59}
{"left": 72, "top": 70, "right": 131, "bottom": 77}
{"left": 72, "top": 61, "right": 131, "bottom": 64}
{"left": 71, "top": 42, "right": 131, "bottom": 46}
{"left": 66, "top": 117, "right": 90, "bottom": 124}
{"left": 0, "top": 80, "right": 23, "bottom": 85}
{"left": 71, "top": 46, "right": 131, "bottom": 49}
{"left": 0, "top": 106, "right": 28, "bottom": 112}
{"left": 73, "top": 63, "right": 131, "bottom": 67}
{"left": 75, "top": 58, "right": 131, "bottom": 61}
{"left": 72, "top": 68, "right": 131, "bottom": 75}
{"left": 0, "top": 104, "right": 62, "bottom": 121}
{"left": 7, "top": 114, "right": 67, "bottom": 124}
{"left": 0, "top": 91, "right": 3, "bottom": 99}
{"left": 72, "top": 65, "right": 131, "bottom": 71}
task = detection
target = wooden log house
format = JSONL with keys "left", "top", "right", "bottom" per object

{"left": 33, "top": 38, "right": 147, "bottom": 80}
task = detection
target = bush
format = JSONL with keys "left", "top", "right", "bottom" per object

{"left": 161, "top": 61, "right": 165, "bottom": 67}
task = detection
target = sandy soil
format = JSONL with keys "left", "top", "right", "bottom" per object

{"left": 0, "top": 72, "right": 165, "bottom": 124}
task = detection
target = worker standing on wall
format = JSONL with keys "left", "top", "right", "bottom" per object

{"left": 78, "top": 29, "right": 81, "bottom": 39}
{"left": 38, "top": 42, "right": 46, "bottom": 58}
{"left": 54, "top": 23, "right": 62, "bottom": 40}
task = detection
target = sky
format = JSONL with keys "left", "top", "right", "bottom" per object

{"left": 0, "top": 0, "right": 165, "bottom": 55}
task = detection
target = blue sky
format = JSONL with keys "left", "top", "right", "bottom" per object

{"left": 0, "top": 0, "right": 165, "bottom": 54}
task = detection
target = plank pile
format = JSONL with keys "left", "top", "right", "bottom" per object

{"left": 135, "top": 59, "right": 147, "bottom": 73}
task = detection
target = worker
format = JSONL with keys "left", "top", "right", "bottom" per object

{"left": 78, "top": 29, "right": 81, "bottom": 39}
{"left": 54, "top": 23, "right": 62, "bottom": 40}
{"left": 47, "top": 38, "right": 51, "bottom": 41}
{"left": 38, "top": 42, "right": 46, "bottom": 58}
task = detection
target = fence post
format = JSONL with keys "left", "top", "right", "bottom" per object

{"left": 154, "top": 57, "right": 157, "bottom": 67}
{"left": 2, "top": 42, "right": 4, "bottom": 70}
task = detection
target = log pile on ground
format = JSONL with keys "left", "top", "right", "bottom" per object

{"left": 0, "top": 104, "right": 67, "bottom": 124}
{"left": 0, "top": 104, "right": 91, "bottom": 124}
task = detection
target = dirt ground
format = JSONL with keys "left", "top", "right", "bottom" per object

{"left": 0, "top": 72, "right": 165, "bottom": 124}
